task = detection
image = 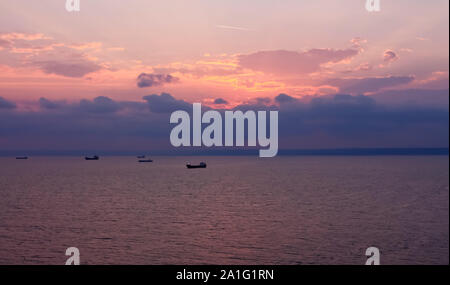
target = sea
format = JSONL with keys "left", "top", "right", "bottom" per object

{"left": 0, "top": 155, "right": 448, "bottom": 264}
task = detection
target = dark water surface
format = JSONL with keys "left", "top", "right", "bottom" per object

{"left": 0, "top": 156, "right": 448, "bottom": 264}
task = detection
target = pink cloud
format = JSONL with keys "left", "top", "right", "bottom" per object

{"left": 0, "top": 38, "right": 11, "bottom": 49}
{"left": 350, "top": 37, "right": 367, "bottom": 49}
{"left": 238, "top": 48, "right": 359, "bottom": 75}
{"left": 0, "top": 32, "right": 113, "bottom": 78}
{"left": 33, "top": 60, "right": 102, "bottom": 78}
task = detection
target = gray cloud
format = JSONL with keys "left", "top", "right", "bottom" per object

{"left": 328, "top": 76, "right": 415, "bottom": 94}
{"left": 213, "top": 98, "right": 228, "bottom": 104}
{"left": 0, "top": 97, "right": 16, "bottom": 109}
{"left": 371, "top": 88, "right": 449, "bottom": 108}
{"left": 39, "top": 97, "right": 61, "bottom": 109}
{"left": 143, "top": 92, "right": 191, "bottom": 113}
{"left": 137, "top": 73, "right": 179, "bottom": 88}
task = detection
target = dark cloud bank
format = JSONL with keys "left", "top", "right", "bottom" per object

{"left": 0, "top": 90, "right": 448, "bottom": 154}
{"left": 0, "top": 96, "right": 17, "bottom": 109}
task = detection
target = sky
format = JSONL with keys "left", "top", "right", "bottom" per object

{"left": 0, "top": 0, "right": 448, "bottom": 153}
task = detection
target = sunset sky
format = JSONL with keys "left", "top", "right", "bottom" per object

{"left": 0, "top": 0, "right": 448, "bottom": 152}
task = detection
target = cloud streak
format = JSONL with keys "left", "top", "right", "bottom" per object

{"left": 142, "top": 93, "right": 190, "bottom": 113}
{"left": 216, "top": 25, "right": 251, "bottom": 31}
{"left": 213, "top": 98, "right": 228, "bottom": 104}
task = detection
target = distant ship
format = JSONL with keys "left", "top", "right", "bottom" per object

{"left": 138, "top": 159, "right": 153, "bottom": 163}
{"left": 137, "top": 155, "right": 146, "bottom": 159}
{"left": 85, "top": 155, "right": 99, "bottom": 160}
{"left": 16, "top": 156, "right": 28, "bottom": 160}
{"left": 186, "top": 162, "right": 207, "bottom": 169}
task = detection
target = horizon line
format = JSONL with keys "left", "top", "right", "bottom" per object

{"left": 0, "top": 148, "right": 448, "bottom": 157}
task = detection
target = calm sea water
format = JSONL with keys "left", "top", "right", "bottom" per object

{"left": 0, "top": 156, "right": 448, "bottom": 265}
